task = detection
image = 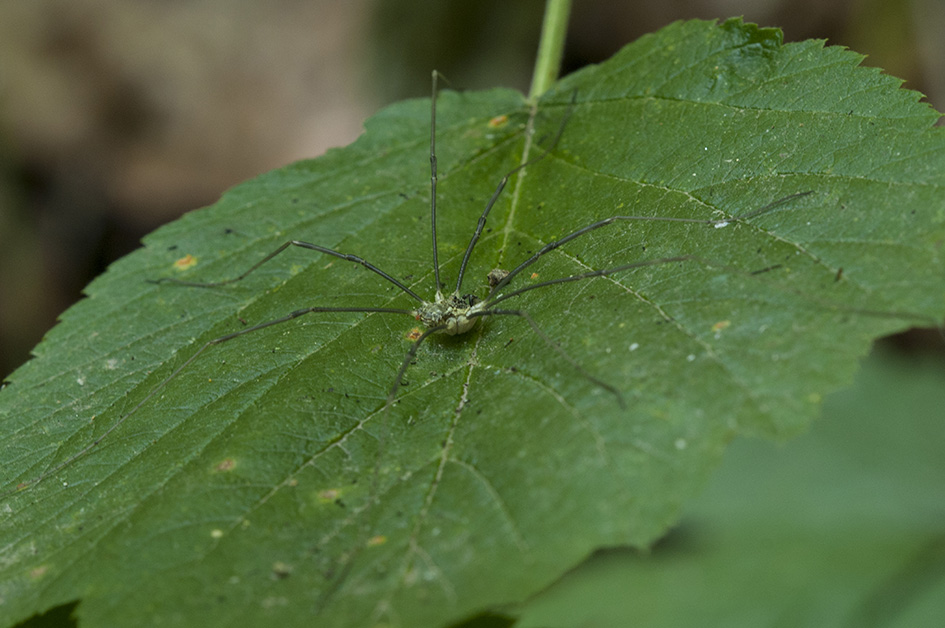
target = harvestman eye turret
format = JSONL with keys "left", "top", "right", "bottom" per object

{"left": 7, "top": 70, "right": 812, "bottom": 493}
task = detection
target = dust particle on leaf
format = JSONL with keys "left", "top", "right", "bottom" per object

{"left": 271, "top": 561, "right": 293, "bottom": 580}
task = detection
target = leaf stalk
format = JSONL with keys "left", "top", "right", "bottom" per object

{"left": 529, "top": 0, "right": 571, "bottom": 100}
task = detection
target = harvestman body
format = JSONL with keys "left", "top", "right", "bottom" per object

{"left": 9, "top": 72, "right": 811, "bottom": 493}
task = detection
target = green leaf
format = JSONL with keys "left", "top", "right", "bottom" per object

{"left": 514, "top": 347, "right": 945, "bottom": 627}
{"left": 1, "top": 18, "right": 943, "bottom": 628}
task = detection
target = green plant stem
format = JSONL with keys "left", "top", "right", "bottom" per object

{"left": 529, "top": 0, "right": 571, "bottom": 101}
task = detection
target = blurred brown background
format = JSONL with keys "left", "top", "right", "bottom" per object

{"left": 1, "top": 0, "right": 942, "bottom": 380}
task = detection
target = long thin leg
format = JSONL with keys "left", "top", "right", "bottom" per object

{"left": 454, "top": 92, "right": 578, "bottom": 295}
{"left": 489, "top": 191, "right": 813, "bottom": 297}
{"left": 495, "top": 245, "right": 944, "bottom": 326}
{"left": 470, "top": 308, "right": 626, "bottom": 408}
{"left": 387, "top": 323, "right": 446, "bottom": 405}
{"left": 430, "top": 70, "right": 443, "bottom": 296}
{"left": 7, "top": 305, "right": 415, "bottom": 494}
{"left": 487, "top": 255, "right": 695, "bottom": 308}
{"left": 150, "top": 240, "right": 425, "bottom": 303}
{"left": 475, "top": 253, "right": 788, "bottom": 405}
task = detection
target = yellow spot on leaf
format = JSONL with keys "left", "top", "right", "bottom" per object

{"left": 711, "top": 320, "right": 731, "bottom": 333}
{"left": 488, "top": 114, "right": 508, "bottom": 128}
{"left": 30, "top": 565, "right": 49, "bottom": 580}
{"left": 173, "top": 254, "right": 197, "bottom": 271}
{"left": 214, "top": 458, "right": 236, "bottom": 472}
{"left": 367, "top": 535, "right": 387, "bottom": 547}
{"left": 318, "top": 488, "right": 341, "bottom": 502}
{"left": 407, "top": 327, "right": 422, "bottom": 341}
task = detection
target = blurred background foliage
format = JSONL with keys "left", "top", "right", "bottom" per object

{"left": 513, "top": 347, "right": 945, "bottom": 627}
{"left": 1, "top": 0, "right": 943, "bottom": 379}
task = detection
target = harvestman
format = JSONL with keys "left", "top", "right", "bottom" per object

{"left": 10, "top": 73, "right": 811, "bottom": 493}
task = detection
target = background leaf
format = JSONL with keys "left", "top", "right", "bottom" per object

{"left": 1, "top": 18, "right": 943, "bottom": 628}
{"left": 514, "top": 347, "right": 945, "bottom": 627}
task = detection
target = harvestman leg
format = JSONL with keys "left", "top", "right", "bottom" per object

{"left": 488, "top": 191, "right": 813, "bottom": 298}
{"left": 8, "top": 81, "right": 578, "bottom": 492}
{"left": 151, "top": 240, "right": 425, "bottom": 303}
{"left": 446, "top": 192, "right": 815, "bottom": 409}
{"left": 450, "top": 91, "right": 577, "bottom": 294}
{"left": 8, "top": 303, "right": 418, "bottom": 493}
{"left": 10, "top": 230, "right": 432, "bottom": 491}
{"left": 473, "top": 308, "right": 627, "bottom": 407}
